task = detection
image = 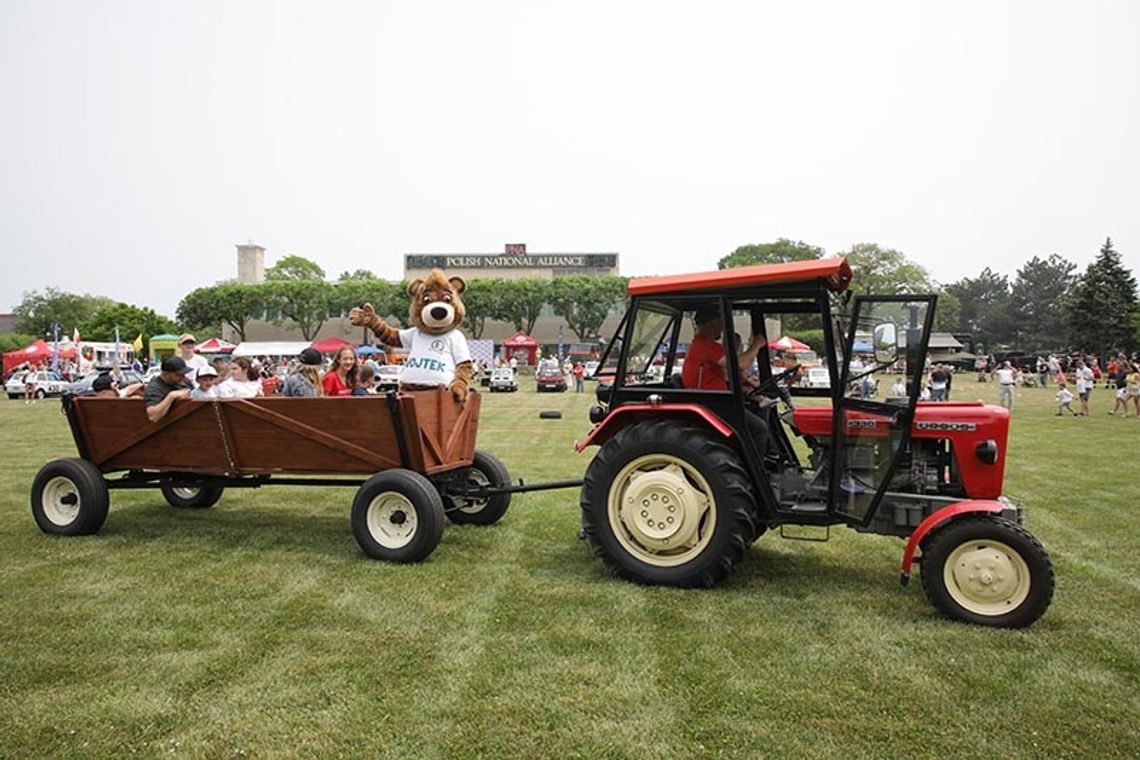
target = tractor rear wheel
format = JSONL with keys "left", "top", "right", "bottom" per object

{"left": 920, "top": 515, "right": 1054, "bottom": 628}
{"left": 580, "top": 419, "right": 756, "bottom": 588}
{"left": 445, "top": 450, "right": 511, "bottom": 525}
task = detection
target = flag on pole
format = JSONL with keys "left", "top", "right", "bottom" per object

{"left": 114, "top": 326, "right": 121, "bottom": 366}
{"left": 132, "top": 334, "right": 144, "bottom": 354}
{"left": 73, "top": 327, "right": 80, "bottom": 346}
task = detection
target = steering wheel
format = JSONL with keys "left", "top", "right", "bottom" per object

{"left": 747, "top": 364, "right": 801, "bottom": 403}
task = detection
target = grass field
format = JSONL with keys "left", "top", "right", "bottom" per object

{"left": 1, "top": 379, "right": 1137, "bottom": 758}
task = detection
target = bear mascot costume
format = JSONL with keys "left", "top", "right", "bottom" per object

{"left": 349, "top": 269, "right": 474, "bottom": 403}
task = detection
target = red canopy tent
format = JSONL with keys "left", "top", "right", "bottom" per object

{"left": 3, "top": 339, "right": 54, "bottom": 375}
{"left": 195, "top": 337, "right": 236, "bottom": 354}
{"left": 310, "top": 336, "right": 355, "bottom": 354}
{"left": 768, "top": 336, "right": 811, "bottom": 351}
{"left": 501, "top": 332, "right": 538, "bottom": 365}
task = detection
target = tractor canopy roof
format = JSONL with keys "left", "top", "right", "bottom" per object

{"left": 628, "top": 257, "right": 853, "bottom": 298}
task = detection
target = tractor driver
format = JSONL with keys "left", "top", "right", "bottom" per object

{"left": 682, "top": 302, "right": 771, "bottom": 455}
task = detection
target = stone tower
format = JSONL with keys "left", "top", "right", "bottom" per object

{"left": 236, "top": 242, "right": 266, "bottom": 284}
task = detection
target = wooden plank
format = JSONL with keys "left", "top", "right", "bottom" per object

{"left": 86, "top": 400, "right": 215, "bottom": 467}
{"left": 224, "top": 399, "right": 399, "bottom": 471}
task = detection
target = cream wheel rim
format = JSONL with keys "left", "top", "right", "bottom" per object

{"left": 943, "top": 538, "right": 1031, "bottom": 615}
{"left": 366, "top": 492, "right": 418, "bottom": 549}
{"left": 607, "top": 453, "right": 715, "bottom": 567}
{"left": 171, "top": 486, "right": 202, "bottom": 500}
{"left": 42, "top": 476, "right": 81, "bottom": 526}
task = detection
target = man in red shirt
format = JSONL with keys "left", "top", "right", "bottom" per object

{"left": 682, "top": 303, "right": 766, "bottom": 391}
{"left": 682, "top": 302, "right": 771, "bottom": 454}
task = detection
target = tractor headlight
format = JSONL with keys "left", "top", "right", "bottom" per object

{"left": 596, "top": 382, "right": 612, "bottom": 405}
{"left": 975, "top": 440, "right": 998, "bottom": 465}
{"left": 589, "top": 405, "right": 608, "bottom": 424}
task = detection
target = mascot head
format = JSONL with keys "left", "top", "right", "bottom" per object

{"left": 408, "top": 268, "right": 467, "bottom": 336}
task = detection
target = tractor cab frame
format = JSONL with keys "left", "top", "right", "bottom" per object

{"left": 578, "top": 258, "right": 1053, "bottom": 628}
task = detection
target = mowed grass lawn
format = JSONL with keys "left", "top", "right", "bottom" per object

{"left": 1, "top": 378, "right": 1137, "bottom": 759}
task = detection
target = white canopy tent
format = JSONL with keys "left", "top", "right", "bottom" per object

{"left": 231, "top": 341, "right": 312, "bottom": 358}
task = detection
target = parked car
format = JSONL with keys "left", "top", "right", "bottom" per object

{"left": 65, "top": 370, "right": 144, "bottom": 396}
{"left": 375, "top": 364, "right": 403, "bottom": 392}
{"left": 800, "top": 367, "right": 831, "bottom": 389}
{"left": 7, "top": 370, "right": 69, "bottom": 399}
{"left": 536, "top": 365, "right": 567, "bottom": 392}
{"left": 488, "top": 367, "right": 518, "bottom": 392}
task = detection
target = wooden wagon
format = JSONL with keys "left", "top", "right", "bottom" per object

{"left": 31, "top": 389, "right": 512, "bottom": 562}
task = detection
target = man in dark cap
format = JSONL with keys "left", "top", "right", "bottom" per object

{"left": 144, "top": 356, "right": 193, "bottom": 422}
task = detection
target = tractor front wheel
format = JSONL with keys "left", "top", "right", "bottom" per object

{"left": 580, "top": 419, "right": 756, "bottom": 588}
{"left": 920, "top": 515, "right": 1054, "bottom": 628}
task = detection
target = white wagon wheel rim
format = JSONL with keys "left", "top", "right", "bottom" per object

{"left": 606, "top": 453, "right": 716, "bottom": 568}
{"left": 171, "top": 487, "right": 202, "bottom": 500}
{"left": 366, "top": 492, "right": 418, "bottom": 549}
{"left": 42, "top": 476, "right": 81, "bottom": 526}
{"left": 943, "top": 538, "right": 1032, "bottom": 615}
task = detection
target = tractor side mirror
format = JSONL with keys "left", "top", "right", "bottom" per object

{"left": 873, "top": 322, "right": 898, "bottom": 365}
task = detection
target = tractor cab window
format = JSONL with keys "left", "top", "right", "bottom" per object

{"left": 842, "top": 300, "right": 927, "bottom": 402}
{"left": 600, "top": 302, "right": 679, "bottom": 387}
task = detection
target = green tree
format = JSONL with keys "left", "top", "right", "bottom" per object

{"left": 550, "top": 275, "right": 628, "bottom": 341}
{"left": 330, "top": 279, "right": 411, "bottom": 328}
{"left": 266, "top": 254, "right": 326, "bottom": 282}
{"left": 944, "top": 268, "right": 1012, "bottom": 351}
{"left": 933, "top": 289, "right": 962, "bottom": 333}
{"left": 0, "top": 333, "right": 39, "bottom": 352}
{"left": 14, "top": 288, "right": 116, "bottom": 337}
{"left": 462, "top": 278, "right": 505, "bottom": 339}
{"left": 79, "top": 303, "right": 178, "bottom": 352}
{"left": 837, "top": 243, "right": 934, "bottom": 295}
{"left": 497, "top": 279, "right": 550, "bottom": 336}
{"left": 177, "top": 283, "right": 268, "bottom": 342}
{"left": 718, "top": 239, "right": 825, "bottom": 269}
{"left": 1007, "top": 254, "right": 1077, "bottom": 350}
{"left": 1064, "top": 238, "right": 1138, "bottom": 355}
{"left": 265, "top": 280, "right": 332, "bottom": 340}
{"left": 338, "top": 268, "right": 378, "bottom": 281}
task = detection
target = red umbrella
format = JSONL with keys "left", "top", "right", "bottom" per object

{"left": 768, "top": 336, "right": 810, "bottom": 351}
{"left": 310, "top": 336, "right": 355, "bottom": 353}
{"left": 196, "top": 337, "right": 236, "bottom": 353}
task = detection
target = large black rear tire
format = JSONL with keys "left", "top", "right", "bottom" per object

{"left": 920, "top": 515, "right": 1054, "bottom": 628}
{"left": 161, "top": 482, "right": 224, "bottom": 509}
{"left": 352, "top": 469, "right": 445, "bottom": 562}
{"left": 580, "top": 419, "right": 756, "bottom": 588}
{"left": 445, "top": 450, "right": 512, "bottom": 526}
{"left": 31, "top": 458, "right": 109, "bottom": 535}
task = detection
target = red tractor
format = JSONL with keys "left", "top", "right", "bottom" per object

{"left": 577, "top": 258, "right": 1054, "bottom": 628}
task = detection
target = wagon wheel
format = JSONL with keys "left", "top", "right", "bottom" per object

{"left": 580, "top": 420, "right": 756, "bottom": 588}
{"left": 352, "top": 469, "right": 445, "bottom": 562}
{"left": 445, "top": 450, "right": 511, "bottom": 526}
{"left": 30, "top": 458, "right": 109, "bottom": 536}
{"left": 920, "top": 515, "right": 1054, "bottom": 628}
{"left": 161, "top": 482, "right": 225, "bottom": 510}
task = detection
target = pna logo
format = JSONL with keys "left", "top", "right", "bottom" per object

{"left": 430, "top": 339, "right": 445, "bottom": 352}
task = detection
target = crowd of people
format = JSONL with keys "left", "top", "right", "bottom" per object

{"left": 965, "top": 352, "right": 1140, "bottom": 417}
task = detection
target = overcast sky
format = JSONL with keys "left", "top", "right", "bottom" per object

{"left": 2, "top": 1, "right": 1137, "bottom": 319}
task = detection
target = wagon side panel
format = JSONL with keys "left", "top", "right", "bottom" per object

{"left": 403, "top": 390, "right": 481, "bottom": 475}
{"left": 73, "top": 398, "right": 232, "bottom": 474}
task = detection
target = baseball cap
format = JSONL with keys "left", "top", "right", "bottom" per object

{"left": 299, "top": 347, "right": 322, "bottom": 366}
{"left": 92, "top": 374, "right": 115, "bottom": 392}
{"left": 178, "top": 333, "right": 197, "bottom": 345}
{"left": 161, "top": 356, "right": 190, "bottom": 374}
{"left": 196, "top": 365, "right": 218, "bottom": 378}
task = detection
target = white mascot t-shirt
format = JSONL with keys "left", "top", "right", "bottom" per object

{"left": 398, "top": 327, "right": 470, "bottom": 387}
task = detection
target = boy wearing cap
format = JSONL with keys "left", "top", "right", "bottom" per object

{"left": 190, "top": 365, "right": 220, "bottom": 398}
{"left": 144, "top": 356, "right": 193, "bottom": 422}
{"left": 177, "top": 334, "right": 210, "bottom": 386}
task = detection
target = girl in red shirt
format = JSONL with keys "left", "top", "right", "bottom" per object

{"left": 322, "top": 346, "right": 358, "bottom": 397}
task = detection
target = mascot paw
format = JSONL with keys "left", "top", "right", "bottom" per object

{"left": 349, "top": 303, "right": 378, "bottom": 328}
{"left": 450, "top": 380, "right": 469, "bottom": 404}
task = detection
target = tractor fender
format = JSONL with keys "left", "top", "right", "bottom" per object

{"left": 899, "top": 500, "right": 1005, "bottom": 585}
{"left": 575, "top": 403, "right": 735, "bottom": 453}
